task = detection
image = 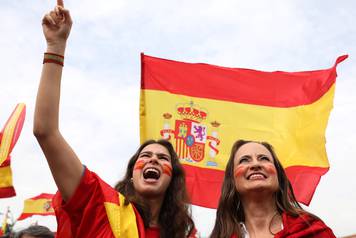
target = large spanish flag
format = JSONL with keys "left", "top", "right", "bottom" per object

{"left": 140, "top": 53, "right": 347, "bottom": 208}
{"left": 0, "top": 103, "right": 26, "bottom": 198}
{"left": 17, "top": 193, "right": 55, "bottom": 221}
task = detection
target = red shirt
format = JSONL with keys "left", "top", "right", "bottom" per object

{"left": 53, "top": 168, "right": 198, "bottom": 238}
{"left": 53, "top": 169, "right": 123, "bottom": 238}
{"left": 231, "top": 212, "right": 335, "bottom": 238}
{"left": 146, "top": 227, "right": 160, "bottom": 238}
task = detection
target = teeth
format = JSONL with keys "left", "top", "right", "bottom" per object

{"left": 249, "top": 174, "right": 265, "bottom": 180}
{"left": 143, "top": 167, "right": 161, "bottom": 180}
{"left": 145, "top": 168, "right": 159, "bottom": 173}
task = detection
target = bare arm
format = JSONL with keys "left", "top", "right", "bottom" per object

{"left": 34, "top": 0, "right": 83, "bottom": 201}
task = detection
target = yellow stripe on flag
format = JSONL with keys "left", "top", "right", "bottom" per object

{"left": 22, "top": 198, "right": 54, "bottom": 214}
{"left": 140, "top": 85, "right": 334, "bottom": 170}
{"left": 104, "top": 193, "right": 139, "bottom": 238}
{"left": 0, "top": 166, "right": 12, "bottom": 188}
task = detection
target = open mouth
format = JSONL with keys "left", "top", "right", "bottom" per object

{"left": 143, "top": 167, "right": 161, "bottom": 180}
{"left": 247, "top": 173, "right": 267, "bottom": 180}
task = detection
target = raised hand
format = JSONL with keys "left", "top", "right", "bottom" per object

{"left": 42, "top": 0, "right": 72, "bottom": 54}
{"left": 36, "top": 0, "right": 83, "bottom": 201}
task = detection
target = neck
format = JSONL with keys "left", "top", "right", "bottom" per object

{"left": 241, "top": 193, "right": 281, "bottom": 237}
{"left": 145, "top": 196, "right": 164, "bottom": 227}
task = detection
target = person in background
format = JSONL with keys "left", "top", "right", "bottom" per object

{"left": 14, "top": 225, "right": 54, "bottom": 238}
{"left": 210, "top": 139, "right": 335, "bottom": 238}
{"left": 34, "top": 0, "right": 197, "bottom": 237}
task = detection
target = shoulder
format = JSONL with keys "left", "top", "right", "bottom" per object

{"left": 280, "top": 212, "right": 336, "bottom": 238}
{"left": 53, "top": 167, "right": 117, "bottom": 209}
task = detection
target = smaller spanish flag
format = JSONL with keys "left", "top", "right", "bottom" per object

{"left": 0, "top": 207, "right": 11, "bottom": 235}
{"left": 17, "top": 193, "right": 55, "bottom": 221}
{"left": 0, "top": 103, "right": 26, "bottom": 198}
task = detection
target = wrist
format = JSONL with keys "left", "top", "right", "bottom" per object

{"left": 46, "top": 42, "right": 66, "bottom": 55}
{"left": 43, "top": 52, "right": 64, "bottom": 67}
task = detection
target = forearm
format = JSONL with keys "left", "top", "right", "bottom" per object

{"left": 34, "top": 53, "right": 64, "bottom": 137}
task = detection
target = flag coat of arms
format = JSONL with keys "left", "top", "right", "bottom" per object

{"left": 140, "top": 53, "right": 347, "bottom": 208}
{"left": 0, "top": 103, "right": 26, "bottom": 198}
{"left": 17, "top": 193, "right": 55, "bottom": 221}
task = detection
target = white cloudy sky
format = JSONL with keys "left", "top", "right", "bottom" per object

{"left": 1, "top": 0, "right": 355, "bottom": 237}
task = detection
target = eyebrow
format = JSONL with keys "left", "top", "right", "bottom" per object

{"left": 139, "top": 151, "right": 171, "bottom": 159}
{"left": 139, "top": 151, "right": 152, "bottom": 156}
{"left": 238, "top": 154, "right": 270, "bottom": 159}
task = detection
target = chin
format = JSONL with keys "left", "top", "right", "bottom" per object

{"left": 243, "top": 185, "right": 277, "bottom": 193}
{"left": 138, "top": 188, "right": 164, "bottom": 198}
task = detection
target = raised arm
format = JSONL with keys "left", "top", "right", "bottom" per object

{"left": 34, "top": 0, "right": 83, "bottom": 201}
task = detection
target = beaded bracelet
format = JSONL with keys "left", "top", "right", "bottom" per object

{"left": 43, "top": 52, "right": 64, "bottom": 66}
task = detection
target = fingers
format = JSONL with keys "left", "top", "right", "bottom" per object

{"left": 42, "top": 2, "right": 71, "bottom": 28}
{"left": 42, "top": 9, "right": 64, "bottom": 27}
{"left": 42, "top": 13, "right": 56, "bottom": 26}
{"left": 57, "top": 0, "right": 64, "bottom": 7}
{"left": 55, "top": 6, "right": 72, "bottom": 25}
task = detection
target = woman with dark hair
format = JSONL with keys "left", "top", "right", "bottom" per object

{"left": 34, "top": 1, "right": 196, "bottom": 237}
{"left": 114, "top": 139, "right": 195, "bottom": 236}
{"left": 210, "top": 140, "right": 335, "bottom": 238}
{"left": 15, "top": 225, "right": 54, "bottom": 238}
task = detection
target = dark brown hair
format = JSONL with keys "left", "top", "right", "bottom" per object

{"left": 15, "top": 225, "right": 54, "bottom": 238}
{"left": 210, "top": 140, "right": 303, "bottom": 238}
{"left": 115, "top": 139, "right": 195, "bottom": 238}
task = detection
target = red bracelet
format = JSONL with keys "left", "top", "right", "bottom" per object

{"left": 43, "top": 52, "right": 64, "bottom": 66}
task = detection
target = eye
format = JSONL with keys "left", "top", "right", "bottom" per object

{"left": 139, "top": 153, "right": 151, "bottom": 158}
{"left": 260, "top": 156, "right": 271, "bottom": 161}
{"left": 238, "top": 156, "right": 249, "bottom": 164}
{"left": 159, "top": 155, "right": 170, "bottom": 161}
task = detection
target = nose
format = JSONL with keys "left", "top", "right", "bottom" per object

{"left": 249, "top": 159, "right": 262, "bottom": 170}
{"left": 147, "top": 154, "right": 159, "bottom": 164}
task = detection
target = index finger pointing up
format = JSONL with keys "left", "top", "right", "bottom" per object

{"left": 57, "top": 0, "right": 64, "bottom": 7}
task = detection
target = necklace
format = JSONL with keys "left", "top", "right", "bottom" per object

{"left": 269, "top": 212, "right": 282, "bottom": 235}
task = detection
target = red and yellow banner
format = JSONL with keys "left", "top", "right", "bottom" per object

{"left": 0, "top": 103, "right": 26, "bottom": 198}
{"left": 140, "top": 54, "right": 348, "bottom": 208}
{"left": 17, "top": 193, "right": 55, "bottom": 221}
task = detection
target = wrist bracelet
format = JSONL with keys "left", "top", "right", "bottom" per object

{"left": 43, "top": 52, "right": 64, "bottom": 66}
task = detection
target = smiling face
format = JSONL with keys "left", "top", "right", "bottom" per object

{"left": 132, "top": 143, "right": 173, "bottom": 198}
{"left": 233, "top": 142, "right": 279, "bottom": 195}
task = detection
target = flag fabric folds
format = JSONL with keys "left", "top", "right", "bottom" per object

{"left": 0, "top": 103, "right": 26, "bottom": 198}
{"left": 140, "top": 53, "right": 347, "bottom": 208}
{"left": 17, "top": 193, "right": 55, "bottom": 221}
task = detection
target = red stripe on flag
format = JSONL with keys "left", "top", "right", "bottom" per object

{"left": 183, "top": 164, "right": 224, "bottom": 208}
{"left": 141, "top": 54, "right": 347, "bottom": 107}
{"left": 17, "top": 212, "right": 55, "bottom": 221}
{"left": 0, "top": 157, "right": 11, "bottom": 167}
{"left": 0, "top": 187, "right": 16, "bottom": 198}
{"left": 183, "top": 164, "right": 329, "bottom": 208}
{"left": 285, "top": 166, "right": 329, "bottom": 206}
{"left": 31, "top": 193, "right": 55, "bottom": 200}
